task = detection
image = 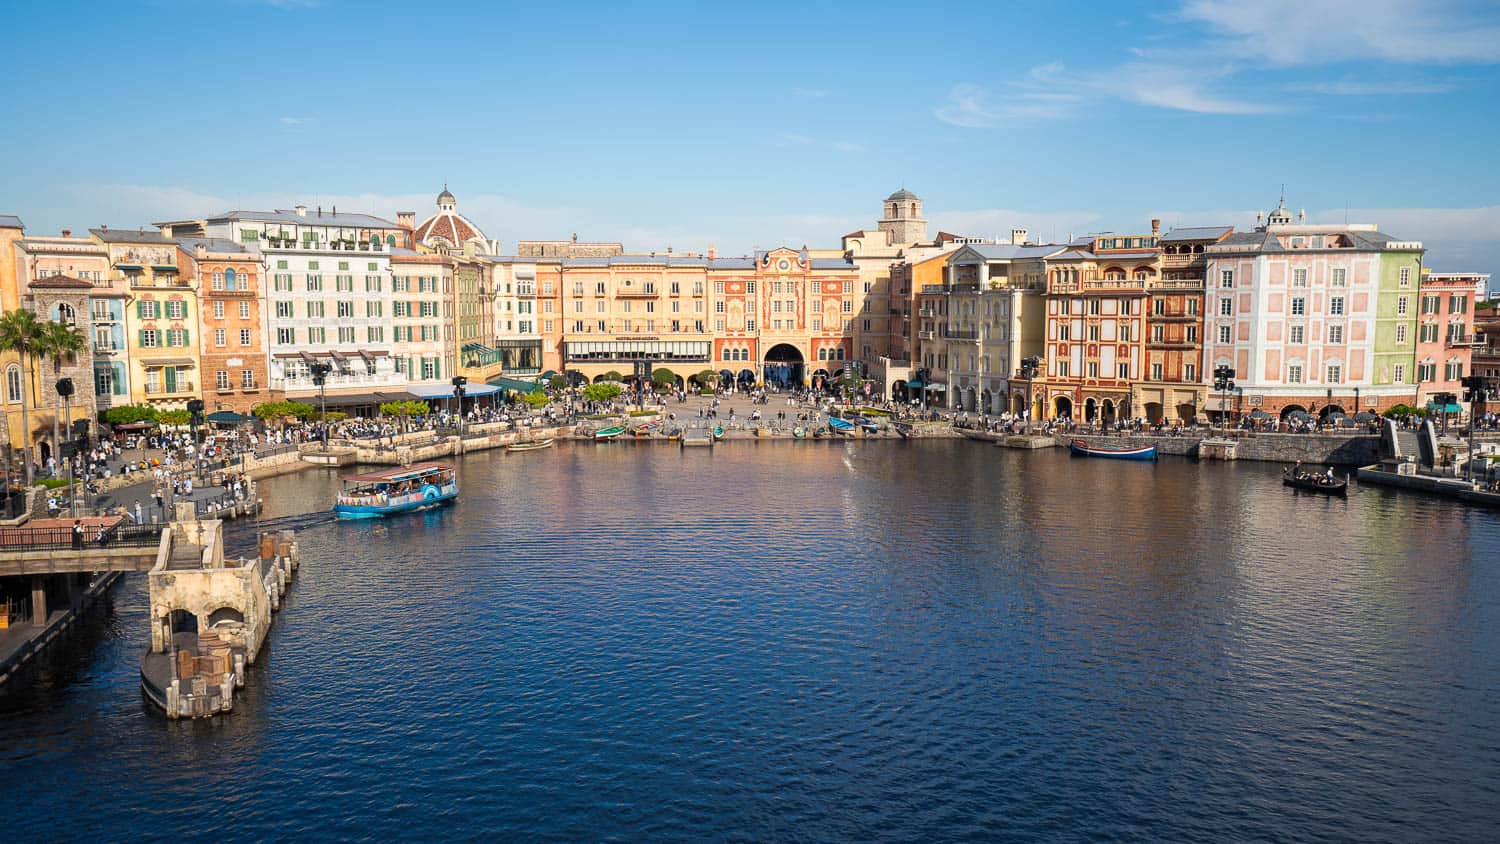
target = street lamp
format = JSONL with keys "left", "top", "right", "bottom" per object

{"left": 309, "top": 361, "right": 333, "bottom": 446}
{"left": 56, "top": 377, "right": 75, "bottom": 517}
{"left": 1019, "top": 356, "right": 1040, "bottom": 430}
{"left": 451, "top": 375, "right": 468, "bottom": 436}
{"left": 186, "top": 398, "right": 205, "bottom": 483}
{"left": 1213, "top": 365, "right": 1236, "bottom": 433}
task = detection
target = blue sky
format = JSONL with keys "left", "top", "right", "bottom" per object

{"left": 2, "top": 0, "right": 1497, "bottom": 285}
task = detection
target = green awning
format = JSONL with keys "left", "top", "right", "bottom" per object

{"left": 489, "top": 376, "right": 544, "bottom": 392}
{"left": 906, "top": 379, "right": 925, "bottom": 388}
{"left": 206, "top": 410, "right": 251, "bottom": 424}
{"left": 1427, "top": 402, "right": 1463, "bottom": 413}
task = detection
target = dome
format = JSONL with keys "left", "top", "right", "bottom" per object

{"left": 886, "top": 188, "right": 917, "bottom": 201}
{"left": 414, "top": 186, "right": 487, "bottom": 250}
{"left": 437, "top": 186, "right": 455, "bottom": 206}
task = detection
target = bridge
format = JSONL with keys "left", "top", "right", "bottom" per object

{"left": 0, "top": 519, "right": 165, "bottom": 578}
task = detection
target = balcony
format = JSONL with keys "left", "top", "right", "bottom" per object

{"left": 274, "top": 372, "right": 406, "bottom": 392}
{"left": 943, "top": 328, "right": 980, "bottom": 341}
{"left": 1448, "top": 333, "right": 1487, "bottom": 348}
{"left": 1146, "top": 278, "right": 1205, "bottom": 290}
{"left": 144, "top": 382, "right": 196, "bottom": 396}
{"left": 918, "top": 330, "right": 936, "bottom": 341}
{"left": 615, "top": 286, "right": 660, "bottom": 298}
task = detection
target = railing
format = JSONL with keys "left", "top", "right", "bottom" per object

{"left": 144, "top": 382, "right": 196, "bottom": 395}
{"left": 944, "top": 328, "right": 980, "bottom": 341}
{"left": 1146, "top": 278, "right": 1205, "bottom": 290}
{"left": 615, "top": 286, "right": 659, "bottom": 297}
{"left": 0, "top": 523, "right": 163, "bottom": 553}
{"left": 918, "top": 330, "right": 936, "bottom": 341}
{"left": 1448, "top": 333, "right": 1487, "bottom": 347}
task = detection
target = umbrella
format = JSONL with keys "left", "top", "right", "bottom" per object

{"left": 1248, "top": 409, "right": 1271, "bottom": 420}
{"left": 1285, "top": 410, "right": 1312, "bottom": 420}
{"left": 1354, "top": 411, "right": 1377, "bottom": 422}
{"left": 206, "top": 410, "right": 251, "bottom": 425}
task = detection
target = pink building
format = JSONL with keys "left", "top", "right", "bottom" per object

{"left": 1416, "top": 272, "right": 1487, "bottom": 409}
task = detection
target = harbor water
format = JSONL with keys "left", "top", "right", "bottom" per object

{"left": 2, "top": 441, "right": 1498, "bottom": 841}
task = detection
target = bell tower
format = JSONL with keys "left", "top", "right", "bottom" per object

{"left": 878, "top": 188, "right": 927, "bottom": 245}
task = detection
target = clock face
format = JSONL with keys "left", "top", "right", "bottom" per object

{"left": 777, "top": 258, "right": 791, "bottom": 272}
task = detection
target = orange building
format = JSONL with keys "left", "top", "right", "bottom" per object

{"left": 1134, "top": 225, "right": 1230, "bottom": 424}
{"left": 1035, "top": 231, "right": 1159, "bottom": 422}
{"left": 179, "top": 237, "right": 266, "bottom": 413}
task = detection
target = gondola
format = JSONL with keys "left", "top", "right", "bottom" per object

{"left": 1068, "top": 439, "right": 1157, "bottom": 461}
{"left": 1282, "top": 474, "right": 1349, "bottom": 497}
{"left": 505, "top": 438, "right": 554, "bottom": 452}
{"left": 893, "top": 422, "right": 913, "bottom": 439}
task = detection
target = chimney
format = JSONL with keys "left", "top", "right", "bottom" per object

{"left": 61, "top": 229, "right": 70, "bottom": 238}
{"left": 707, "top": 245, "right": 717, "bottom": 260}
{"left": 317, "top": 206, "right": 322, "bottom": 218}
{"left": 396, "top": 211, "right": 415, "bottom": 230}
{"left": 194, "top": 243, "right": 207, "bottom": 259}
{"left": 1011, "top": 228, "right": 1028, "bottom": 246}
{"left": 1151, "top": 218, "right": 1161, "bottom": 237}
{"left": 332, "top": 205, "right": 337, "bottom": 217}
{"left": 295, "top": 205, "right": 307, "bottom": 217}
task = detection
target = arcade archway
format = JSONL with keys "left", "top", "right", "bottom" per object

{"left": 763, "top": 343, "right": 804, "bottom": 389}
{"left": 1054, "top": 396, "right": 1073, "bottom": 419}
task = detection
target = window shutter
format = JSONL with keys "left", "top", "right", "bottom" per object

{"left": 138, "top": 330, "right": 146, "bottom": 347}
{"left": 182, "top": 329, "right": 190, "bottom": 346}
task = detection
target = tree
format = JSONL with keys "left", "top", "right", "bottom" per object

{"left": 379, "top": 399, "right": 430, "bottom": 431}
{"left": 693, "top": 370, "right": 718, "bottom": 387}
{"left": 101, "top": 404, "right": 158, "bottom": 426}
{"left": 0, "top": 309, "right": 45, "bottom": 484}
{"left": 651, "top": 368, "right": 676, "bottom": 389}
{"left": 601, "top": 370, "right": 624, "bottom": 383}
{"left": 581, "top": 382, "right": 623, "bottom": 404}
{"left": 547, "top": 375, "right": 567, "bottom": 391}
{"left": 36, "top": 320, "right": 86, "bottom": 467}
{"left": 157, "top": 409, "right": 192, "bottom": 427}
{"left": 522, "top": 390, "right": 551, "bottom": 410}
{"left": 253, "top": 400, "right": 317, "bottom": 425}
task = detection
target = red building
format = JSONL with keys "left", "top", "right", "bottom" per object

{"left": 1415, "top": 271, "right": 1486, "bottom": 410}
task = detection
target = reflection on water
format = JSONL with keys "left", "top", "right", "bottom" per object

{"left": 2, "top": 441, "right": 1498, "bottom": 841}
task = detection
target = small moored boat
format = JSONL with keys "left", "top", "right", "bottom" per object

{"left": 793, "top": 426, "right": 806, "bottom": 439}
{"left": 1069, "top": 439, "right": 1157, "bottom": 461}
{"left": 1282, "top": 473, "right": 1349, "bottom": 497}
{"left": 334, "top": 463, "right": 458, "bottom": 519}
{"left": 712, "top": 425, "right": 725, "bottom": 441}
{"left": 594, "top": 425, "right": 627, "bottom": 441}
{"left": 894, "top": 422, "right": 913, "bottom": 439}
{"left": 828, "top": 417, "right": 856, "bottom": 434}
{"left": 506, "top": 438, "right": 554, "bottom": 452}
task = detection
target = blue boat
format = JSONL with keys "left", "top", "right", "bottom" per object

{"left": 828, "top": 417, "right": 856, "bottom": 434}
{"left": 1069, "top": 439, "right": 1157, "bottom": 461}
{"left": 334, "top": 463, "right": 459, "bottom": 519}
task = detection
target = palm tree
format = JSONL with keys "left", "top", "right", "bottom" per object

{"left": 0, "top": 309, "right": 45, "bottom": 485}
{"left": 37, "top": 320, "right": 87, "bottom": 475}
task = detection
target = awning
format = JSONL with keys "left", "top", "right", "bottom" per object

{"left": 407, "top": 383, "right": 502, "bottom": 399}
{"left": 145, "top": 358, "right": 196, "bottom": 368}
{"left": 925, "top": 383, "right": 947, "bottom": 392}
{"left": 489, "top": 376, "right": 545, "bottom": 392}
{"left": 115, "top": 264, "right": 142, "bottom": 270}
{"left": 540, "top": 370, "right": 558, "bottom": 380}
{"left": 112, "top": 421, "right": 156, "bottom": 431}
{"left": 906, "top": 379, "right": 924, "bottom": 388}
{"left": 1428, "top": 402, "right": 1463, "bottom": 413}
{"left": 318, "top": 391, "right": 414, "bottom": 407}
{"left": 206, "top": 410, "right": 251, "bottom": 424}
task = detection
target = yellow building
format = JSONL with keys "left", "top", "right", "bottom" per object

{"left": 92, "top": 229, "right": 201, "bottom": 409}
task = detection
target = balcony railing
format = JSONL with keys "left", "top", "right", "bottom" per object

{"left": 917, "top": 330, "right": 936, "bottom": 341}
{"left": 944, "top": 328, "right": 980, "bottom": 341}
{"left": 144, "top": 382, "right": 196, "bottom": 395}
{"left": 615, "top": 286, "right": 660, "bottom": 297}
{"left": 1447, "top": 333, "right": 1487, "bottom": 348}
{"left": 1146, "top": 278, "right": 1205, "bottom": 290}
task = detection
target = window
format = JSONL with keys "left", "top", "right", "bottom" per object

{"left": 309, "top": 326, "right": 326, "bottom": 343}
{"left": 1220, "top": 269, "right": 1233, "bottom": 288}
{"left": 338, "top": 326, "right": 355, "bottom": 344}
{"left": 306, "top": 274, "right": 322, "bottom": 291}
{"left": 1417, "top": 362, "right": 1436, "bottom": 382}
{"left": 366, "top": 301, "right": 383, "bottom": 317}
{"left": 216, "top": 370, "right": 230, "bottom": 390}
{"left": 166, "top": 328, "right": 187, "bottom": 347}
{"left": 365, "top": 275, "right": 382, "bottom": 292}
{"left": 4, "top": 365, "right": 20, "bottom": 403}
{"left": 276, "top": 327, "right": 294, "bottom": 345}
{"left": 1326, "top": 364, "right": 1342, "bottom": 384}
{"left": 137, "top": 300, "right": 160, "bottom": 320}
{"left": 1151, "top": 362, "right": 1163, "bottom": 380}
{"left": 1450, "top": 295, "right": 1468, "bottom": 314}
{"left": 1291, "top": 297, "right": 1306, "bottom": 316}
{"left": 214, "top": 329, "right": 226, "bottom": 347}
{"left": 1422, "top": 295, "right": 1440, "bottom": 315}
{"left": 1218, "top": 297, "right": 1232, "bottom": 316}
{"left": 1288, "top": 364, "right": 1303, "bottom": 384}
{"left": 841, "top": 300, "right": 852, "bottom": 313}
{"left": 1397, "top": 296, "right": 1409, "bottom": 315}
{"left": 1395, "top": 324, "right": 1407, "bottom": 344}
{"left": 1288, "top": 325, "right": 1304, "bottom": 344}
{"left": 1332, "top": 268, "right": 1346, "bottom": 287}
{"left": 1446, "top": 361, "right": 1464, "bottom": 381}
{"left": 368, "top": 326, "right": 384, "bottom": 343}
{"left": 1183, "top": 364, "right": 1196, "bottom": 382}
{"left": 1058, "top": 324, "right": 1070, "bottom": 341}
{"left": 140, "top": 328, "right": 159, "bottom": 348}
{"left": 212, "top": 301, "right": 225, "bottom": 319}
{"left": 1329, "top": 297, "right": 1345, "bottom": 316}
{"left": 1186, "top": 325, "right": 1198, "bottom": 343}
{"left": 308, "top": 301, "right": 325, "bottom": 318}
{"left": 240, "top": 328, "right": 252, "bottom": 346}
{"left": 1118, "top": 362, "right": 1130, "bottom": 378}
{"left": 1328, "top": 324, "right": 1343, "bottom": 344}
{"left": 1153, "top": 299, "right": 1165, "bottom": 316}
{"left": 746, "top": 319, "right": 755, "bottom": 331}
{"left": 1399, "top": 266, "right": 1411, "bottom": 286}
{"left": 337, "top": 301, "right": 354, "bottom": 319}
{"left": 1086, "top": 361, "right": 1099, "bottom": 378}
{"left": 1218, "top": 325, "right": 1232, "bottom": 344}
{"left": 1187, "top": 299, "right": 1199, "bottom": 316}
{"left": 274, "top": 273, "right": 293, "bottom": 291}
{"left": 1420, "top": 324, "right": 1439, "bottom": 343}
{"left": 1293, "top": 268, "right": 1307, "bottom": 287}
{"left": 1056, "top": 360, "right": 1070, "bottom": 377}
{"left": 242, "top": 369, "right": 255, "bottom": 389}
{"left": 1088, "top": 324, "right": 1101, "bottom": 341}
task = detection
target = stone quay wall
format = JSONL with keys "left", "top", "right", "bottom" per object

{"left": 1059, "top": 432, "right": 1382, "bottom": 465}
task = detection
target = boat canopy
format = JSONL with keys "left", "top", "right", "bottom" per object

{"left": 407, "top": 383, "right": 502, "bottom": 399}
{"left": 341, "top": 462, "right": 454, "bottom": 484}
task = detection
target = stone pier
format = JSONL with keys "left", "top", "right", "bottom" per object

{"left": 139, "top": 507, "right": 300, "bottom": 719}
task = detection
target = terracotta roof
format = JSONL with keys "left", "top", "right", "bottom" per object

{"left": 29, "top": 273, "right": 94, "bottom": 290}
{"left": 413, "top": 210, "right": 486, "bottom": 247}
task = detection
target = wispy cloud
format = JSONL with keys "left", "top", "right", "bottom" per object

{"left": 933, "top": 69, "right": 1084, "bottom": 128}
{"left": 1286, "top": 78, "right": 1457, "bottom": 96}
{"left": 1177, "top": 0, "right": 1500, "bottom": 65}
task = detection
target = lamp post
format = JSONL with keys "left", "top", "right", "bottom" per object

{"left": 451, "top": 375, "right": 468, "bottom": 437}
{"left": 1213, "top": 365, "right": 1235, "bottom": 434}
{"left": 1019, "top": 356, "right": 1040, "bottom": 432}
{"left": 309, "top": 361, "right": 332, "bottom": 447}
{"left": 186, "top": 398, "right": 204, "bottom": 484}
{"left": 56, "top": 377, "right": 75, "bottom": 517}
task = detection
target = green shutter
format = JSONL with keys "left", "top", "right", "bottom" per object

{"left": 136, "top": 301, "right": 145, "bottom": 318}
{"left": 433, "top": 358, "right": 440, "bottom": 379}
{"left": 182, "top": 329, "right": 190, "bottom": 346}
{"left": 137, "top": 330, "right": 146, "bottom": 347}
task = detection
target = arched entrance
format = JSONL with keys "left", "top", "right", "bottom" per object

{"left": 1318, "top": 404, "right": 1346, "bottom": 420}
{"left": 565, "top": 371, "right": 587, "bottom": 388}
{"left": 1084, "top": 397, "right": 1098, "bottom": 423}
{"left": 1279, "top": 404, "right": 1308, "bottom": 420}
{"left": 763, "top": 343, "right": 804, "bottom": 389}
{"left": 207, "top": 607, "right": 245, "bottom": 626}
{"left": 736, "top": 369, "right": 755, "bottom": 389}
{"left": 1175, "top": 402, "right": 1197, "bottom": 424}
{"left": 1054, "top": 396, "right": 1073, "bottom": 419}
{"left": 1011, "top": 392, "right": 1025, "bottom": 416}
{"left": 980, "top": 389, "right": 993, "bottom": 414}
{"left": 892, "top": 380, "right": 910, "bottom": 402}
{"left": 718, "top": 369, "right": 734, "bottom": 387}
{"left": 1144, "top": 402, "right": 1164, "bottom": 424}
{"left": 39, "top": 440, "right": 52, "bottom": 465}
{"left": 812, "top": 368, "right": 830, "bottom": 391}
{"left": 1101, "top": 399, "right": 1116, "bottom": 425}
{"left": 168, "top": 609, "right": 198, "bottom": 636}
